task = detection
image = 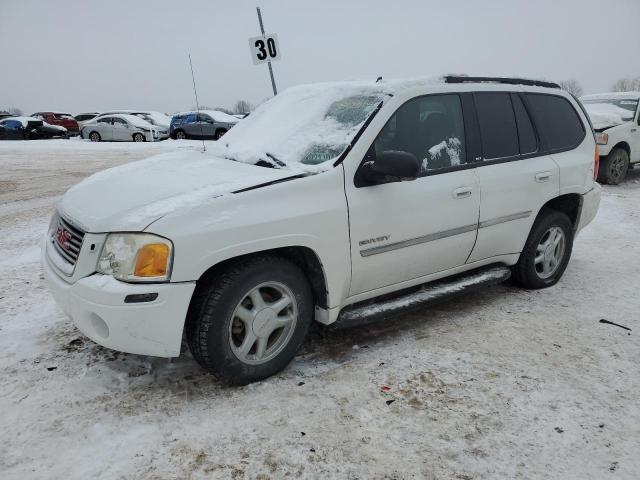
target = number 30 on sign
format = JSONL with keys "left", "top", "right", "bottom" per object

{"left": 249, "top": 34, "right": 281, "bottom": 65}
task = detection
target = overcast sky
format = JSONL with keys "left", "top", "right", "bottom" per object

{"left": 1, "top": 0, "right": 639, "bottom": 115}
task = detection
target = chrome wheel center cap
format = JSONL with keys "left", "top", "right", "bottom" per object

{"left": 253, "top": 308, "right": 276, "bottom": 336}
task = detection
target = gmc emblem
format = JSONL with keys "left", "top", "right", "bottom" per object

{"left": 56, "top": 226, "right": 72, "bottom": 250}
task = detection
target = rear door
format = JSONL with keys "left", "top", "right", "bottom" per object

{"left": 468, "top": 92, "right": 560, "bottom": 262}
{"left": 345, "top": 93, "right": 480, "bottom": 296}
{"left": 198, "top": 114, "right": 216, "bottom": 138}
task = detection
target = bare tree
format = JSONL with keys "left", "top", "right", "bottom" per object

{"left": 233, "top": 100, "right": 253, "bottom": 115}
{"left": 4, "top": 107, "right": 23, "bottom": 116}
{"left": 558, "top": 79, "right": 584, "bottom": 97}
{"left": 611, "top": 76, "right": 640, "bottom": 92}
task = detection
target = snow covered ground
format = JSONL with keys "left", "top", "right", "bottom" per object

{"left": 1, "top": 141, "right": 639, "bottom": 479}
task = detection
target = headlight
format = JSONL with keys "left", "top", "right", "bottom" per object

{"left": 97, "top": 233, "right": 173, "bottom": 282}
{"left": 596, "top": 132, "right": 608, "bottom": 145}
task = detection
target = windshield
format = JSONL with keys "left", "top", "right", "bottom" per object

{"left": 217, "top": 82, "right": 389, "bottom": 172}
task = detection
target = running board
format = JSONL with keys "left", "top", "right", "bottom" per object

{"left": 333, "top": 266, "right": 511, "bottom": 329}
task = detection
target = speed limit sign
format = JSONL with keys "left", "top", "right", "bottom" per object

{"left": 249, "top": 34, "right": 281, "bottom": 65}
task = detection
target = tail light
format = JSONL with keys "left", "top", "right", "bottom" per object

{"left": 594, "top": 146, "right": 600, "bottom": 181}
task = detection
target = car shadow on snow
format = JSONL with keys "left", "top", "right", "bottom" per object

{"left": 53, "top": 282, "right": 518, "bottom": 395}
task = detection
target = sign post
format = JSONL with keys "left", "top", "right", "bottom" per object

{"left": 250, "top": 7, "right": 279, "bottom": 95}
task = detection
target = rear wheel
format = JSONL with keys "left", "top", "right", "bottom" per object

{"left": 512, "top": 209, "right": 574, "bottom": 289}
{"left": 598, "top": 148, "right": 629, "bottom": 185}
{"left": 89, "top": 132, "right": 101, "bottom": 142}
{"left": 186, "top": 255, "right": 313, "bottom": 385}
{"left": 133, "top": 133, "right": 145, "bottom": 142}
{"left": 175, "top": 130, "right": 187, "bottom": 140}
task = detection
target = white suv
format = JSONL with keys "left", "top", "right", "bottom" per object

{"left": 580, "top": 92, "right": 640, "bottom": 184}
{"left": 43, "top": 76, "right": 601, "bottom": 384}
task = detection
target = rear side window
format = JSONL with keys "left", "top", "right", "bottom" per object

{"left": 511, "top": 94, "right": 537, "bottom": 154}
{"left": 524, "top": 94, "right": 585, "bottom": 151}
{"left": 474, "top": 93, "right": 519, "bottom": 160}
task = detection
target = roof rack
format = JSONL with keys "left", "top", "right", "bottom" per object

{"left": 444, "top": 76, "right": 560, "bottom": 89}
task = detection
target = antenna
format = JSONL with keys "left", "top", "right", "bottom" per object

{"left": 188, "top": 53, "right": 206, "bottom": 152}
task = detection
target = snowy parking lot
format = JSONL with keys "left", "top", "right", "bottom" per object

{"left": 1, "top": 140, "right": 639, "bottom": 479}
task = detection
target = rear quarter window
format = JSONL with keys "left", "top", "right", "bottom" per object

{"left": 524, "top": 94, "right": 585, "bottom": 151}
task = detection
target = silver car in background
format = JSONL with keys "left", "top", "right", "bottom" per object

{"left": 80, "top": 114, "right": 169, "bottom": 142}
{"left": 170, "top": 110, "right": 239, "bottom": 140}
{"left": 96, "top": 110, "right": 172, "bottom": 129}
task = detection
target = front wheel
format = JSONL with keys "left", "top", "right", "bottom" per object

{"left": 89, "top": 132, "right": 101, "bottom": 142}
{"left": 598, "top": 148, "right": 629, "bottom": 185}
{"left": 133, "top": 133, "right": 145, "bottom": 142}
{"left": 175, "top": 130, "right": 187, "bottom": 140}
{"left": 186, "top": 256, "right": 313, "bottom": 385}
{"left": 214, "top": 128, "right": 227, "bottom": 140}
{"left": 512, "top": 209, "right": 574, "bottom": 289}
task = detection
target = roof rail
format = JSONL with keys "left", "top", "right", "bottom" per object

{"left": 444, "top": 76, "right": 560, "bottom": 89}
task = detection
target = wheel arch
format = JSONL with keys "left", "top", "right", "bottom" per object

{"left": 194, "top": 246, "right": 329, "bottom": 311}
{"left": 537, "top": 193, "right": 582, "bottom": 229}
{"left": 609, "top": 141, "right": 631, "bottom": 157}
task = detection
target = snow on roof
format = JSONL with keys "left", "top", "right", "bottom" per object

{"left": 174, "top": 110, "right": 240, "bottom": 124}
{"left": 581, "top": 92, "right": 640, "bottom": 101}
{"left": 1, "top": 116, "right": 43, "bottom": 127}
{"left": 111, "top": 114, "right": 155, "bottom": 128}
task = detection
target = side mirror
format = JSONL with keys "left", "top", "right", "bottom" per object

{"left": 360, "top": 150, "right": 420, "bottom": 185}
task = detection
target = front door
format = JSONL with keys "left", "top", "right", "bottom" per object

{"left": 345, "top": 93, "right": 480, "bottom": 296}
{"left": 111, "top": 117, "right": 130, "bottom": 141}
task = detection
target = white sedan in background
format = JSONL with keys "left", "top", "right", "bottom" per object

{"left": 80, "top": 114, "right": 169, "bottom": 142}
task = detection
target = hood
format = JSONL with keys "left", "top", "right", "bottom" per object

{"left": 58, "top": 151, "right": 297, "bottom": 232}
{"left": 584, "top": 103, "right": 633, "bottom": 130}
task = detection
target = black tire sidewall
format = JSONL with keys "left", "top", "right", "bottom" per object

{"left": 515, "top": 210, "right": 574, "bottom": 289}
{"left": 90, "top": 132, "right": 100, "bottom": 142}
{"left": 133, "top": 133, "right": 144, "bottom": 142}
{"left": 192, "top": 257, "right": 313, "bottom": 384}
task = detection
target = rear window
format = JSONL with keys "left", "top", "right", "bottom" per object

{"left": 524, "top": 94, "right": 585, "bottom": 151}
{"left": 474, "top": 92, "right": 519, "bottom": 160}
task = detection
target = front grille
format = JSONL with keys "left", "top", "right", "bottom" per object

{"left": 51, "top": 215, "right": 85, "bottom": 267}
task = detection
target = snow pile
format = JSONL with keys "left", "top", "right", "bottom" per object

{"left": 583, "top": 103, "right": 634, "bottom": 129}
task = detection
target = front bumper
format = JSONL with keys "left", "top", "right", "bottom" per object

{"left": 42, "top": 246, "right": 196, "bottom": 357}
{"left": 576, "top": 183, "right": 602, "bottom": 234}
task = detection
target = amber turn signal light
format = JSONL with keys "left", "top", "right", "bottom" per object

{"left": 134, "top": 243, "right": 170, "bottom": 277}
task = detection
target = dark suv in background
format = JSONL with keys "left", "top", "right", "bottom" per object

{"left": 170, "top": 110, "right": 239, "bottom": 140}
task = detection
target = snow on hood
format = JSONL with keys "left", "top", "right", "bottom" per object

{"left": 58, "top": 150, "right": 295, "bottom": 232}
{"left": 584, "top": 103, "right": 634, "bottom": 130}
{"left": 201, "top": 110, "right": 239, "bottom": 124}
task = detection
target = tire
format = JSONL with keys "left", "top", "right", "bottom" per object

{"left": 89, "top": 131, "right": 101, "bottom": 142}
{"left": 133, "top": 133, "right": 145, "bottom": 142}
{"left": 186, "top": 255, "right": 313, "bottom": 385}
{"left": 214, "top": 128, "right": 227, "bottom": 140}
{"left": 512, "top": 209, "right": 574, "bottom": 289}
{"left": 175, "top": 130, "right": 187, "bottom": 140}
{"left": 598, "top": 148, "right": 629, "bottom": 185}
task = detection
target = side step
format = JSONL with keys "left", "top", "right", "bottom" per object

{"left": 333, "top": 265, "right": 511, "bottom": 329}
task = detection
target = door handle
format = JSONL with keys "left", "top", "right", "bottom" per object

{"left": 535, "top": 171, "right": 552, "bottom": 182}
{"left": 453, "top": 186, "right": 473, "bottom": 199}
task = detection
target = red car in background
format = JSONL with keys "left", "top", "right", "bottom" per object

{"left": 31, "top": 112, "right": 80, "bottom": 136}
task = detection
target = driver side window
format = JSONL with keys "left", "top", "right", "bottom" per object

{"left": 372, "top": 94, "right": 466, "bottom": 175}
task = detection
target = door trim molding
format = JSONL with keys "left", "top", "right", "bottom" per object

{"left": 358, "top": 210, "right": 532, "bottom": 257}
{"left": 479, "top": 210, "right": 532, "bottom": 229}
{"left": 360, "top": 224, "right": 477, "bottom": 257}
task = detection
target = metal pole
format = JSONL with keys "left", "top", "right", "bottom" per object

{"left": 256, "top": 6, "right": 278, "bottom": 95}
